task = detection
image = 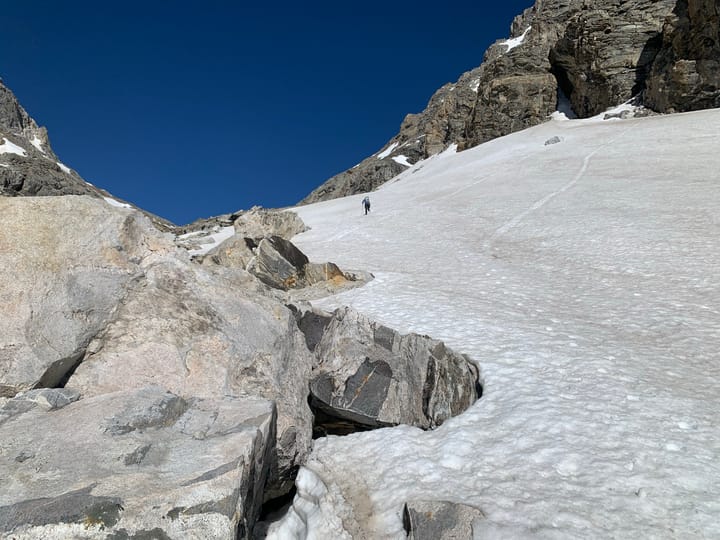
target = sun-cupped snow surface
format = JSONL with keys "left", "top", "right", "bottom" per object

{"left": 501, "top": 26, "right": 531, "bottom": 52}
{"left": 271, "top": 109, "right": 720, "bottom": 539}
{"left": 0, "top": 138, "right": 27, "bottom": 157}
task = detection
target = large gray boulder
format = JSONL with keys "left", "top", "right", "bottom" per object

{"left": 309, "top": 307, "right": 481, "bottom": 430}
{"left": 245, "top": 236, "right": 367, "bottom": 299}
{"left": 200, "top": 234, "right": 257, "bottom": 269}
{"left": 0, "top": 196, "right": 174, "bottom": 398}
{"left": 233, "top": 206, "right": 308, "bottom": 240}
{"left": 0, "top": 386, "right": 275, "bottom": 539}
{"left": 67, "top": 255, "right": 314, "bottom": 499}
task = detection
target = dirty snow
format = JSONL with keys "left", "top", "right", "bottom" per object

{"left": 270, "top": 108, "right": 720, "bottom": 539}
{"left": 0, "top": 138, "right": 27, "bottom": 157}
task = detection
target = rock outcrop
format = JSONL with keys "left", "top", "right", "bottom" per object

{"left": 645, "top": 0, "right": 720, "bottom": 112}
{"left": 0, "top": 386, "right": 275, "bottom": 539}
{"left": 189, "top": 209, "right": 371, "bottom": 300}
{"left": 0, "top": 196, "right": 173, "bottom": 398}
{"left": 307, "top": 307, "right": 481, "bottom": 431}
{"left": 233, "top": 206, "right": 309, "bottom": 240}
{"left": 300, "top": 0, "right": 720, "bottom": 204}
{"left": 0, "top": 196, "right": 313, "bottom": 502}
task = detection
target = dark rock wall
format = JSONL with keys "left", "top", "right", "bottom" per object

{"left": 645, "top": 0, "right": 720, "bottom": 112}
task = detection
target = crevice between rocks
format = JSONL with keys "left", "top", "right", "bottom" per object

{"left": 35, "top": 352, "right": 84, "bottom": 389}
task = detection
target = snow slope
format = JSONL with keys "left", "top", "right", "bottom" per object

{"left": 271, "top": 109, "right": 720, "bottom": 539}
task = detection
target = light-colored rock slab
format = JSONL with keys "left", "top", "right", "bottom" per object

{"left": 0, "top": 196, "right": 174, "bottom": 397}
{"left": 0, "top": 386, "right": 275, "bottom": 539}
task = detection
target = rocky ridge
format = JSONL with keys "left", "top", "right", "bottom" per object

{"left": 301, "top": 0, "right": 719, "bottom": 204}
{"left": 0, "top": 79, "right": 100, "bottom": 199}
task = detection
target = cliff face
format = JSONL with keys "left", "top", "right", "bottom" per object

{"left": 645, "top": 0, "right": 720, "bottom": 112}
{"left": 302, "top": 0, "right": 720, "bottom": 205}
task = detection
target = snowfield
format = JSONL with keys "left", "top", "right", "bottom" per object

{"left": 270, "top": 108, "right": 720, "bottom": 539}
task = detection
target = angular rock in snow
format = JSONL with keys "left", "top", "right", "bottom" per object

{"left": 309, "top": 307, "right": 481, "bottom": 430}
{"left": 403, "top": 500, "right": 486, "bottom": 540}
{"left": 0, "top": 386, "right": 275, "bottom": 539}
{"left": 246, "top": 235, "right": 362, "bottom": 296}
{"left": 247, "top": 235, "right": 309, "bottom": 290}
{"left": 0, "top": 196, "right": 174, "bottom": 398}
{"left": 544, "top": 136, "right": 562, "bottom": 146}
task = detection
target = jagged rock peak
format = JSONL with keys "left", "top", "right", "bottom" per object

{"left": 300, "top": 0, "right": 718, "bottom": 205}
{"left": 0, "top": 78, "right": 41, "bottom": 137}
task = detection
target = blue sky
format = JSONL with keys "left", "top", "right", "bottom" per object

{"left": 2, "top": 1, "right": 533, "bottom": 224}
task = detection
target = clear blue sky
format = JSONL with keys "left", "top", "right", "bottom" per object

{"left": 2, "top": 1, "right": 533, "bottom": 224}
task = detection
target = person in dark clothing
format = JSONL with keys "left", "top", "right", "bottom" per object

{"left": 362, "top": 196, "right": 371, "bottom": 215}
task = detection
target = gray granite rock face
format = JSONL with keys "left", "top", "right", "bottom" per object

{"left": 645, "top": 0, "right": 720, "bottom": 112}
{"left": 309, "top": 307, "right": 481, "bottom": 430}
{"left": 0, "top": 386, "right": 275, "bottom": 539}
{"left": 300, "top": 0, "right": 683, "bottom": 204}
{"left": 403, "top": 500, "right": 486, "bottom": 540}
{"left": 0, "top": 195, "right": 315, "bottom": 501}
{"left": 233, "top": 206, "right": 309, "bottom": 240}
{"left": 0, "top": 196, "right": 174, "bottom": 398}
{"left": 66, "top": 255, "right": 315, "bottom": 500}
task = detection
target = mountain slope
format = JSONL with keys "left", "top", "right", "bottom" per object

{"left": 272, "top": 107, "right": 720, "bottom": 538}
{"left": 0, "top": 79, "right": 97, "bottom": 198}
{"left": 0, "top": 79, "right": 175, "bottom": 229}
{"left": 301, "top": 0, "right": 720, "bottom": 205}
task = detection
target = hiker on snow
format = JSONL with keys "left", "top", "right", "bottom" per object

{"left": 362, "top": 196, "right": 371, "bottom": 215}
